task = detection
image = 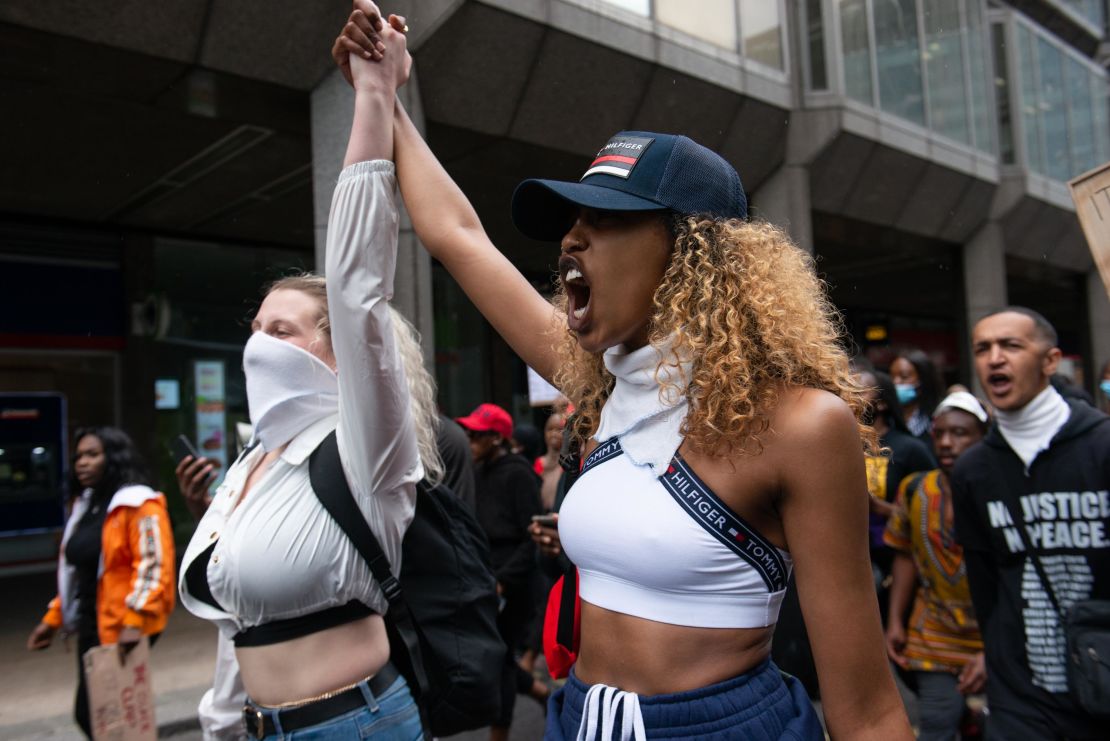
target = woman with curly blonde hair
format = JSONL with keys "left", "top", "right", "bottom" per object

{"left": 335, "top": 10, "right": 910, "bottom": 739}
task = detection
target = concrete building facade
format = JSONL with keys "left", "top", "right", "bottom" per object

{"left": 0, "top": 1, "right": 1108, "bottom": 560}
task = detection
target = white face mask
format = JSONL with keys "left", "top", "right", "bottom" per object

{"left": 243, "top": 331, "right": 339, "bottom": 452}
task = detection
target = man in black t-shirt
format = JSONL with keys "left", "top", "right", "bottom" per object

{"left": 953, "top": 307, "right": 1110, "bottom": 740}
{"left": 456, "top": 403, "right": 547, "bottom": 741}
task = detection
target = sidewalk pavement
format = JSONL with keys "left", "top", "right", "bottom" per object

{"left": 0, "top": 572, "right": 216, "bottom": 740}
{"left": 0, "top": 572, "right": 548, "bottom": 740}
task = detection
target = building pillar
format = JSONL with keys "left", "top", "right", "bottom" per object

{"left": 309, "top": 67, "right": 436, "bottom": 367}
{"left": 750, "top": 164, "right": 813, "bottom": 253}
{"left": 962, "top": 222, "right": 1008, "bottom": 391}
{"left": 1088, "top": 269, "right": 1110, "bottom": 387}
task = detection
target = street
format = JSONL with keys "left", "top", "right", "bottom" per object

{"left": 0, "top": 572, "right": 546, "bottom": 740}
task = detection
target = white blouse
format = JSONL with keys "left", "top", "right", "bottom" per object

{"left": 178, "top": 161, "right": 422, "bottom": 634}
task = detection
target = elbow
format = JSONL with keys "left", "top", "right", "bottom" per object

{"left": 827, "top": 705, "right": 912, "bottom": 741}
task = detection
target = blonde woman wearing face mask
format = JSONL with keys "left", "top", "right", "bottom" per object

{"left": 177, "top": 14, "right": 436, "bottom": 740}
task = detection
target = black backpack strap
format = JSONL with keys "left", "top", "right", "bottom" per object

{"left": 233, "top": 440, "right": 260, "bottom": 467}
{"left": 999, "top": 497, "right": 1066, "bottom": 619}
{"left": 307, "top": 431, "right": 432, "bottom": 737}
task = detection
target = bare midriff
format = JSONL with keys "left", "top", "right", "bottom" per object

{"left": 237, "top": 613, "right": 390, "bottom": 706}
{"left": 573, "top": 601, "right": 774, "bottom": 695}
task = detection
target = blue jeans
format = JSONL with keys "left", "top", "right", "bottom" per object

{"left": 258, "top": 675, "right": 422, "bottom": 740}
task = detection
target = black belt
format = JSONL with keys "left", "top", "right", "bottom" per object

{"left": 243, "top": 662, "right": 400, "bottom": 739}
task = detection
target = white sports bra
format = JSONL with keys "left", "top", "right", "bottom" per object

{"left": 558, "top": 436, "right": 792, "bottom": 628}
{"left": 557, "top": 341, "right": 793, "bottom": 629}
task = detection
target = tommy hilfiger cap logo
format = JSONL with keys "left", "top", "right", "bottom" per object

{"left": 580, "top": 135, "right": 655, "bottom": 180}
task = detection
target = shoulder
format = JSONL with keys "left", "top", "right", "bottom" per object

{"left": 495, "top": 453, "right": 540, "bottom": 480}
{"left": 897, "top": 468, "right": 931, "bottom": 495}
{"left": 1064, "top": 402, "right": 1110, "bottom": 444}
{"left": 772, "top": 386, "right": 859, "bottom": 449}
{"left": 885, "top": 428, "right": 928, "bottom": 454}
{"left": 951, "top": 438, "right": 995, "bottom": 482}
{"left": 109, "top": 484, "right": 164, "bottom": 512}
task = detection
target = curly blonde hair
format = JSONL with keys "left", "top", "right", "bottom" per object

{"left": 551, "top": 216, "right": 876, "bottom": 456}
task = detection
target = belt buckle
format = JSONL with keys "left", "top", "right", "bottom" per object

{"left": 244, "top": 706, "right": 265, "bottom": 740}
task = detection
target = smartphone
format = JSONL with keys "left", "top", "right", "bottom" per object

{"left": 170, "top": 434, "right": 202, "bottom": 464}
{"left": 531, "top": 514, "right": 558, "bottom": 528}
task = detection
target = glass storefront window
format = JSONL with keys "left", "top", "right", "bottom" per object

{"left": 806, "top": 0, "right": 828, "bottom": 89}
{"left": 1067, "top": 56, "right": 1097, "bottom": 175}
{"left": 432, "top": 263, "right": 489, "bottom": 416}
{"left": 833, "top": 0, "right": 997, "bottom": 155}
{"left": 840, "top": 0, "right": 875, "bottom": 104}
{"left": 739, "top": 0, "right": 784, "bottom": 69}
{"left": 874, "top": 0, "right": 926, "bottom": 125}
{"left": 966, "top": 0, "right": 994, "bottom": 154}
{"left": 923, "top": 0, "right": 969, "bottom": 143}
{"left": 992, "top": 22, "right": 1014, "bottom": 163}
{"left": 1093, "top": 76, "right": 1110, "bottom": 168}
{"left": 1037, "top": 37, "right": 1069, "bottom": 181}
{"left": 656, "top": 0, "right": 737, "bottom": 50}
{"left": 1009, "top": 16, "right": 1110, "bottom": 181}
{"left": 1017, "top": 25, "right": 1043, "bottom": 173}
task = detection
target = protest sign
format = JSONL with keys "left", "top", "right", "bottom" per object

{"left": 1068, "top": 161, "right": 1110, "bottom": 299}
{"left": 83, "top": 636, "right": 157, "bottom": 741}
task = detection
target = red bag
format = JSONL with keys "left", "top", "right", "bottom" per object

{"left": 542, "top": 567, "right": 580, "bottom": 679}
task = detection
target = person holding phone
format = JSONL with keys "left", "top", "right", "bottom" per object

{"left": 174, "top": 435, "right": 218, "bottom": 521}
{"left": 27, "top": 426, "right": 175, "bottom": 739}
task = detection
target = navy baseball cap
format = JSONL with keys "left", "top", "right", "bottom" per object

{"left": 511, "top": 131, "right": 747, "bottom": 242}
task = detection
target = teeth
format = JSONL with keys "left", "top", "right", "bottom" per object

{"left": 572, "top": 306, "right": 586, "bottom": 319}
{"left": 565, "top": 268, "right": 583, "bottom": 282}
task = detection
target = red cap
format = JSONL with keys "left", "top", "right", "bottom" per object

{"left": 456, "top": 403, "right": 513, "bottom": 440}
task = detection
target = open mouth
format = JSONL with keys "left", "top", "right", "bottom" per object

{"left": 559, "top": 256, "right": 592, "bottom": 329}
{"left": 986, "top": 372, "right": 1012, "bottom": 396}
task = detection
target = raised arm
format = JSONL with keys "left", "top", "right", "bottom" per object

{"left": 776, "top": 389, "right": 913, "bottom": 740}
{"left": 333, "top": 3, "right": 563, "bottom": 382}
{"left": 390, "top": 104, "right": 562, "bottom": 380}
{"left": 328, "top": 20, "right": 421, "bottom": 498}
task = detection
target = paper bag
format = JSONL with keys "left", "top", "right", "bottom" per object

{"left": 83, "top": 636, "right": 157, "bottom": 741}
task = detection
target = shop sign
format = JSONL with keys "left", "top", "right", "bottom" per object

{"left": 154, "top": 379, "right": 179, "bottom": 410}
{"left": 193, "top": 361, "right": 227, "bottom": 486}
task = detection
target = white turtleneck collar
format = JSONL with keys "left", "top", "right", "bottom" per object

{"left": 995, "top": 384, "right": 1070, "bottom": 470}
{"left": 593, "top": 338, "right": 692, "bottom": 475}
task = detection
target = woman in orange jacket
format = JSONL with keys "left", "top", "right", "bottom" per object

{"left": 27, "top": 426, "right": 175, "bottom": 739}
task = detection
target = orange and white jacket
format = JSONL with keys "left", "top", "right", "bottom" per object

{"left": 42, "top": 485, "right": 176, "bottom": 644}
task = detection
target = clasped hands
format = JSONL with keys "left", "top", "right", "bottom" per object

{"left": 331, "top": 1, "right": 411, "bottom": 91}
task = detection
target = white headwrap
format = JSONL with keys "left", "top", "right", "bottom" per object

{"left": 243, "top": 331, "right": 339, "bottom": 452}
{"left": 594, "top": 338, "right": 692, "bottom": 475}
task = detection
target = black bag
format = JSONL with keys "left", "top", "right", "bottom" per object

{"left": 1065, "top": 601, "right": 1110, "bottom": 716}
{"left": 1001, "top": 498, "right": 1110, "bottom": 719}
{"left": 309, "top": 431, "right": 505, "bottom": 737}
